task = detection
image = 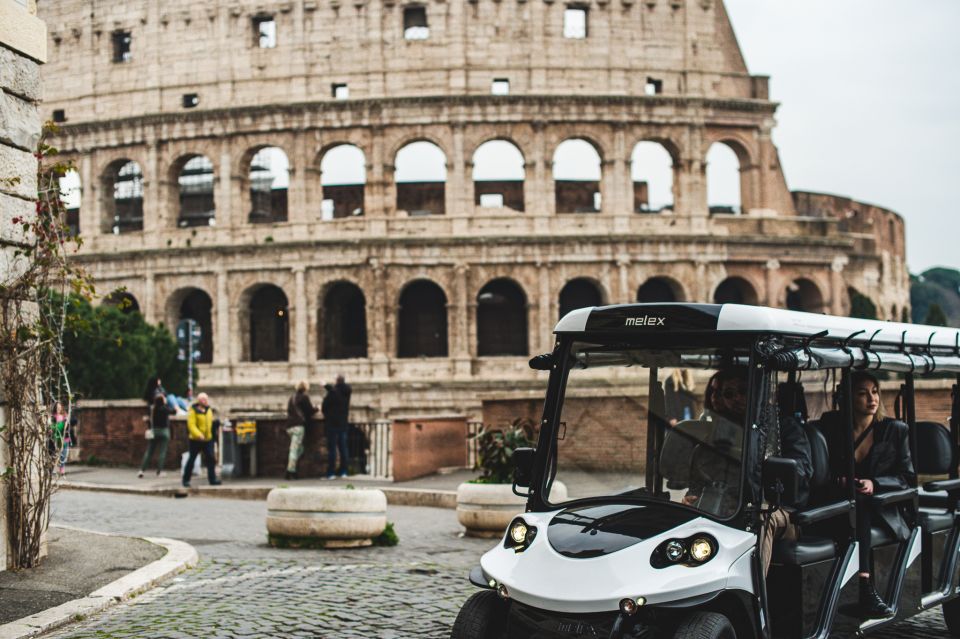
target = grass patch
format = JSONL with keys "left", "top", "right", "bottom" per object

{"left": 373, "top": 522, "right": 399, "bottom": 547}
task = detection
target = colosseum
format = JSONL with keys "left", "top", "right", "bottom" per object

{"left": 38, "top": 0, "right": 910, "bottom": 420}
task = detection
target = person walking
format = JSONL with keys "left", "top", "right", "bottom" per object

{"left": 285, "top": 380, "right": 319, "bottom": 480}
{"left": 322, "top": 380, "right": 350, "bottom": 479}
{"left": 139, "top": 393, "right": 174, "bottom": 478}
{"left": 181, "top": 392, "right": 221, "bottom": 488}
{"left": 51, "top": 402, "right": 70, "bottom": 476}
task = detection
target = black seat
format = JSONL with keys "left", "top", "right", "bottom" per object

{"left": 915, "top": 421, "right": 960, "bottom": 533}
{"left": 918, "top": 508, "right": 954, "bottom": 533}
{"left": 772, "top": 537, "right": 836, "bottom": 565}
{"left": 771, "top": 421, "right": 838, "bottom": 566}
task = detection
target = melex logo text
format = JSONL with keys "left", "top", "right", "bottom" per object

{"left": 625, "top": 316, "right": 666, "bottom": 326}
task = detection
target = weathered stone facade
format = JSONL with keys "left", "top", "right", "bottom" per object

{"left": 1, "top": 0, "right": 47, "bottom": 570}
{"left": 37, "top": 0, "right": 909, "bottom": 420}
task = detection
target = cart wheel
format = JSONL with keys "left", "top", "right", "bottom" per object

{"left": 944, "top": 595, "right": 960, "bottom": 636}
{"left": 672, "top": 611, "right": 737, "bottom": 639}
{"left": 450, "top": 590, "right": 508, "bottom": 639}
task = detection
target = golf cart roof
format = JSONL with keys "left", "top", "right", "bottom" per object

{"left": 555, "top": 303, "right": 960, "bottom": 353}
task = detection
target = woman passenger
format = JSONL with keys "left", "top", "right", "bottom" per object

{"left": 824, "top": 371, "right": 915, "bottom": 618}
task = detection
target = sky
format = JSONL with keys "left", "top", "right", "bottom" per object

{"left": 724, "top": 0, "right": 960, "bottom": 273}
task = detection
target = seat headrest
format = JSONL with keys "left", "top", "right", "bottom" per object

{"left": 804, "top": 421, "right": 830, "bottom": 490}
{"left": 916, "top": 421, "right": 955, "bottom": 475}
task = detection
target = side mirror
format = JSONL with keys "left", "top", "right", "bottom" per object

{"left": 512, "top": 447, "right": 536, "bottom": 488}
{"left": 528, "top": 353, "right": 555, "bottom": 371}
{"left": 762, "top": 457, "right": 799, "bottom": 507}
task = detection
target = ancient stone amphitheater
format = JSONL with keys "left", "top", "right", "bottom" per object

{"left": 39, "top": 0, "right": 909, "bottom": 419}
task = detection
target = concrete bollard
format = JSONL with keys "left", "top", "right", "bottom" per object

{"left": 456, "top": 481, "right": 567, "bottom": 538}
{"left": 266, "top": 486, "right": 387, "bottom": 549}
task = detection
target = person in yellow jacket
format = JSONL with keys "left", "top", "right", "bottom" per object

{"left": 181, "top": 393, "right": 221, "bottom": 488}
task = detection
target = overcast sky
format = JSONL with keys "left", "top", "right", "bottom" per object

{"left": 724, "top": 0, "right": 960, "bottom": 274}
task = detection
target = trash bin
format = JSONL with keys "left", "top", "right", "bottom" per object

{"left": 220, "top": 419, "right": 240, "bottom": 478}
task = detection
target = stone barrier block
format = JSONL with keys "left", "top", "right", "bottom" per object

{"left": 266, "top": 486, "right": 387, "bottom": 548}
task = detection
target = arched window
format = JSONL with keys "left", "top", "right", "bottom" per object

{"left": 58, "top": 168, "right": 81, "bottom": 236}
{"left": 102, "top": 160, "right": 143, "bottom": 234}
{"left": 713, "top": 277, "right": 758, "bottom": 306}
{"left": 103, "top": 291, "right": 140, "bottom": 314}
{"left": 559, "top": 278, "right": 604, "bottom": 319}
{"left": 178, "top": 289, "right": 214, "bottom": 363}
{"left": 706, "top": 142, "right": 741, "bottom": 215}
{"left": 473, "top": 140, "right": 525, "bottom": 212}
{"left": 477, "top": 279, "right": 528, "bottom": 356}
{"left": 637, "top": 278, "right": 681, "bottom": 303}
{"left": 631, "top": 141, "right": 674, "bottom": 213}
{"left": 177, "top": 155, "right": 216, "bottom": 227}
{"left": 321, "top": 144, "right": 366, "bottom": 220}
{"left": 247, "top": 285, "right": 289, "bottom": 361}
{"left": 396, "top": 141, "right": 447, "bottom": 216}
{"left": 319, "top": 282, "right": 367, "bottom": 359}
{"left": 248, "top": 147, "right": 289, "bottom": 223}
{"left": 553, "top": 139, "right": 601, "bottom": 213}
{"left": 397, "top": 280, "right": 448, "bottom": 357}
{"left": 786, "top": 278, "right": 824, "bottom": 313}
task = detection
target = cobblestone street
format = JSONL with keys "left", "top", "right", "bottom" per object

{"left": 46, "top": 492, "right": 950, "bottom": 638}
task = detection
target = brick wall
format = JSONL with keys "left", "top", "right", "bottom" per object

{"left": 392, "top": 417, "right": 467, "bottom": 482}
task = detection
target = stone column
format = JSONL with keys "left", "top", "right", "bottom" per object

{"left": 617, "top": 256, "right": 631, "bottom": 304}
{"left": 530, "top": 122, "right": 552, "bottom": 216}
{"left": 292, "top": 267, "right": 308, "bottom": 364}
{"left": 830, "top": 256, "right": 849, "bottom": 316}
{"left": 143, "top": 272, "right": 156, "bottom": 324}
{"left": 288, "top": 135, "right": 309, "bottom": 224}
{"left": 143, "top": 143, "right": 163, "bottom": 233}
{"left": 764, "top": 259, "right": 781, "bottom": 307}
{"left": 447, "top": 125, "right": 468, "bottom": 217}
{"left": 77, "top": 154, "right": 96, "bottom": 236}
{"left": 217, "top": 147, "right": 232, "bottom": 228}
{"left": 453, "top": 263, "right": 472, "bottom": 376}
{"left": 368, "top": 259, "right": 390, "bottom": 378}
{"left": 538, "top": 262, "right": 553, "bottom": 353}
{"left": 215, "top": 269, "right": 230, "bottom": 364}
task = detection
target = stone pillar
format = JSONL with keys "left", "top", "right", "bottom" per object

{"left": 447, "top": 125, "right": 468, "bottom": 217}
{"left": 292, "top": 267, "right": 308, "bottom": 364}
{"left": 78, "top": 154, "right": 97, "bottom": 236}
{"left": 453, "top": 263, "right": 472, "bottom": 376}
{"left": 217, "top": 147, "right": 232, "bottom": 227}
{"left": 830, "top": 256, "right": 848, "bottom": 316}
{"left": 215, "top": 269, "right": 230, "bottom": 364}
{"left": 530, "top": 123, "right": 553, "bottom": 216}
{"left": 367, "top": 128, "right": 387, "bottom": 218}
{"left": 538, "top": 263, "right": 553, "bottom": 353}
{"left": 288, "top": 135, "right": 309, "bottom": 224}
{"left": 607, "top": 125, "right": 630, "bottom": 215}
{"left": 368, "top": 259, "right": 390, "bottom": 378}
{"left": 144, "top": 143, "right": 162, "bottom": 233}
{"left": 764, "top": 259, "right": 781, "bottom": 307}
{"left": 143, "top": 272, "right": 156, "bottom": 324}
{"left": 617, "top": 256, "right": 631, "bottom": 304}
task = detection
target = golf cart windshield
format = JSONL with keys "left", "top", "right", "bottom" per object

{"left": 544, "top": 341, "right": 758, "bottom": 520}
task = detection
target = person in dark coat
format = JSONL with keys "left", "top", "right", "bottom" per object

{"left": 821, "top": 371, "right": 916, "bottom": 618}
{"left": 322, "top": 380, "right": 350, "bottom": 479}
{"left": 139, "top": 393, "right": 175, "bottom": 478}
{"left": 285, "top": 380, "right": 319, "bottom": 480}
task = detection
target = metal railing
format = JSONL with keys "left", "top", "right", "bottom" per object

{"left": 350, "top": 420, "right": 392, "bottom": 479}
{"left": 467, "top": 421, "right": 483, "bottom": 470}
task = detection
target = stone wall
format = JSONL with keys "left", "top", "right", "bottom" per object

{"left": 392, "top": 417, "right": 468, "bottom": 482}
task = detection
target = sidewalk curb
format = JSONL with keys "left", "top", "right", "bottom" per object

{"left": 0, "top": 530, "right": 198, "bottom": 639}
{"left": 60, "top": 481, "right": 459, "bottom": 509}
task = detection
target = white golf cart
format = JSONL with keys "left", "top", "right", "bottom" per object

{"left": 451, "top": 303, "right": 960, "bottom": 639}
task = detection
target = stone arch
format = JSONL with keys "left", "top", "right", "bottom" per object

{"left": 395, "top": 140, "right": 447, "bottom": 216}
{"left": 558, "top": 278, "right": 605, "bottom": 319}
{"left": 472, "top": 139, "right": 525, "bottom": 212}
{"left": 713, "top": 277, "right": 759, "bottom": 306}
{"left": 58, "top": 167, "right": 81, "bottom": 235}
{"left": 103, "top": 291, "right": 140, "bottom": 314}
{"left": 637, "top": 277, "right": 685, "bottom": 303}
{"left": 476, "top": 278, "right": 528, "bottom": 356}
{"left": 553, "top": 138, "right": 602, "bottom": 213}
{"left": 319, "top": 143, "right": 366, "bottom": 220}
{"left": 318, "top": 280, "right": 368, "bottom": 359}
{"left": 239, "top": 283, "right": 289, "bottom": 361}
{"left": 245, "top": 145, "right": 290, "bottom": 224}
{"left": 171, "top": 154, "right": 216, "bottom": 228}
{"left": 630, "top": 140, "right": 676, "bottom": 213}
{"left": 100, "top": 159, "right": 144, "bottom": 234}
{"left": 166, "top": 287, "right": 214, "bottom": 363}
{"left": 786, "top": 278, "right": 825, "bottom": 313}
{"left": 706, "top": 141, "right": 748, "bottom": 215}
{"left": 397, "top": 279, "right": 448, "bottom": 358}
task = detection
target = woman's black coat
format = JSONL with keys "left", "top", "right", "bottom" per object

{"left": 821, "top": 414, "right": 916, "bottom": 541}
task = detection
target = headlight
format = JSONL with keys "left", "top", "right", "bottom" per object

{"left": 690, "top": 537, "right": 714, "bottom": 562}
{"left": 651, "top": 534, "right": 718, "bottom": 568}
{"left": 509, "top": 521, "right": 528, "bottom": 544}
{"left": 665, "top": 540, "right": 685, "bottom": 562}
{"left": 504, "top": 518, "right": 537, "bottom": 552}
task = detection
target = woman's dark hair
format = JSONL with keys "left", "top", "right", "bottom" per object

{"left": 143, "top": 376, "right": 161, "bottom": 404}
{"left": 704, "top": 372, "right": 720, "bottom": 411}
{"left": 848, "top": 370, "right": 886, "bottom": 420}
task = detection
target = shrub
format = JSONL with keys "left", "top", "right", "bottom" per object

{"left": 472, "top": 418, "right": 536, "bottom": 484}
